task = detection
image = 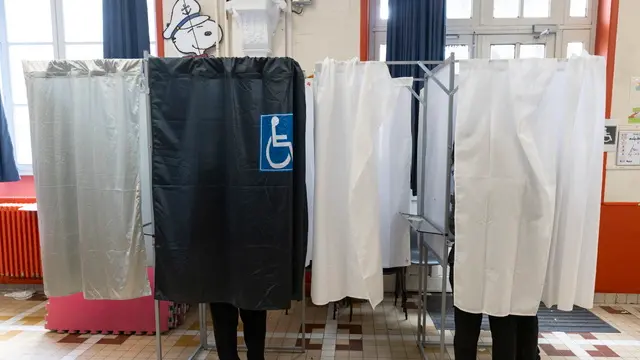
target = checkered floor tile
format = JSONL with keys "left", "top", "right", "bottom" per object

{"left": 1, "top": 293, "right": 640, "bottom": 359}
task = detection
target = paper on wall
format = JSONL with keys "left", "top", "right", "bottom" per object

{"left": 628, "top": 77, "right": 640, "bottom": 123}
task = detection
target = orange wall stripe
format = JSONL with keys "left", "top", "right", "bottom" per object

{"left": 593, "top": 0, "right": 631, "bottom": 293}
{"left": 155, "top": 0, "right": 165, "bottom": 57}
{"left": 595, "top": 0, "right": 616, "bottom": 204}
{"left": 596, "top": 204, "right": 640, "bottom": 293}
{"left": 360, "top": 0, "right": 370, "bottom": 60}
{"left": 595, "top": 0, "right": 619, "bottom": 118}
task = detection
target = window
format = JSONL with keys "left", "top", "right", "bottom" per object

{"left": 379, "top": 0, "right": 388, "bottom": 20}
{"left": 0, "top": 0, "right": 158, "bottom": 174}
{"left": 445, "top": 44, "right": 470, "bottom": 73}
{"left": 491, "top": 44, "right": 516, "bottom": 59}
{"left": 493, "top": 0, "right": 551, "bottom": 18}
{"left": 379, "top": 44, "right": 387, "bottom": 62}
{"left": 371, "top": 0, "right": 595, "bottom": 66}
{"left": 569, "top": 0, "right": 588, "bottom": 17}
{"left": 447, "top": 0, "right": 473, "bottom": 19}
{"left": 566, "top": 42, "right": 584, "bottom": 58}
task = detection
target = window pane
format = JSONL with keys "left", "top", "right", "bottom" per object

{"left": 379, "top": 44, "right": 387, "bottom": 61}
{"left": 65, "top": 44, "right": 103, "bottom": 60}
{"left": 445, "top": 45, "right": 469, "bottom": 74}
{"left": 447, "top": 0, "right": 473, "bottom": 19}
{"left": 491, "top": 45, "right": 516, "bottom": 59}
{"left": 148, "top": 0, "right": 157, "bottom": 42}
{"left": 380, "top": 0, "right": 389, "bottom": 20}
{"left": 494, "top": 0, "right": 519, "bottom": 18}
{"left": 519, "top": 44, "right": 545, "bottom": 58}
{"left": 12, "top": 105, "right": 32, "bottom": 165}
{"left": 566, "top": 42, "right": 584, "bottom": 58}
{"left": 570, "top": 0, "right": 588, "bottom": 17}
{"left": 9, "top": 45, "right": 54, "bottom": 105}
{"left": 5, "top": 0, "right": 53, "bottom": 42}
{"left": 523, "top": 0, "right": 550, "bottom": 17}
{"left": 62, "top": 0, "right": 103, "bottom": 42}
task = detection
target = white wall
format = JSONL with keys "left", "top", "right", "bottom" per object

{"left": 604, "top": 0, "right": 640, "bottom": 202}
{"left": 162, "top": 0, "right": 361, "bottom": 73}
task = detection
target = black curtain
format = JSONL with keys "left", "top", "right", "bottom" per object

{"left": 0, "top": 93, "right": 19, "bottom": 182}
{"left": 103, "top": 0, "right": 151, "bottom": 59}
{"left": 386, "top": 0, "right": 446, "bottom": 194}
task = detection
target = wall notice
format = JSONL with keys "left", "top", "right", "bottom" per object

{"left": 629, "top": 77, "right": 640, "bottom": 123}
{"left": 616, "top": 130, "right": 640, "bottom": 166}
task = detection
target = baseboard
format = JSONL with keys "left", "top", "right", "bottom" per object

{"left": 594, "top": 293, "right": 640, "bottom": 305}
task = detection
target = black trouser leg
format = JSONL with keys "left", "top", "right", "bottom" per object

{"left": 451, "top": 264, "right": 484, "bottom": 359}
{"left": 515, "top": 315, "right": 539, "bottom": 360}
{"left": 210, "top": 303, "right": 240, "bottom": 360}
{"left": 454, "top": 307, "right": 483, "bottom": 359}
{"left": 239, "top": 308, "right": 267, "bottom": 360}
{"left": 488, "top": 315, "right": 517, "bottom": 360}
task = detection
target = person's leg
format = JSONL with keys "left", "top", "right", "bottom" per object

{"left": 488, "top": 315, "right": 517, "bottom": 360}
{"left": 210, "top": 303, "right": 241, "bottom": 360}
{"left": 515, "top": 315, "right": 539, "bottom": 360}
{"left": 239, "top": 308, "right": 267, "bottom": 360}
{"left": 454, "top": 307, "right": 483, "bottom": 359}
{"left": 450, "top": 257, "right": 484, "bottom": 359}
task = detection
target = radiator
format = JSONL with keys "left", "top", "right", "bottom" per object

{"left": 0, "top": 201, "right": 42, "bottom": 279}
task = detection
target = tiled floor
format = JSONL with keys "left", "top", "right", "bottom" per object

{"left": 2, "top": 293, "right": 640, "bottom": 360}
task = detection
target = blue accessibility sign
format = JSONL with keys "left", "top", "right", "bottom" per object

{"left": 259, "top": 114, "right": 294, "bottom": 172}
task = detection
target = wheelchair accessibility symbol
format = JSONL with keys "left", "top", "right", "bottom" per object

{"left": 260, "top": 114, "right": 294, "bottom": 172}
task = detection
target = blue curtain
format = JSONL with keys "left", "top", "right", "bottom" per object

{"left": 103, "top": 0, "right": 151, "bottom": 59}
{"left": 0, "top": 93, "right": 20, "bottom": 182}
{"left": 386, "top": 0, "right": 446, "bottom": 194}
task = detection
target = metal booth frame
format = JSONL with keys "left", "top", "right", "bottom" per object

{"left": 142, "top": 52, "right": 458, "bottom": 360}
{"left": 389, "top": 53, "right": 458, "bottom": 360}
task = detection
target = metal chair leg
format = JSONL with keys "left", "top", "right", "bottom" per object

{"left": 349, "top": 298, "right": 353, "bottom": 323}
{"left": 402, "top": 268, "right": 408, "bottom": 320}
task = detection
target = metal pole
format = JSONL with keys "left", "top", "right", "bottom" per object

{"left": 413, "top": 61, "right": 431, "bottom": 360}
{"left": 154, "top": 300, "right": 162, "bottom": 359}
{"left": 421, "top": 243, "right": 428, "bottom": 349}
{"left": 285, "top": 0, "right": 293, "bottom": 57}
{"left": 224, "top": 4, "right": 231, "bottom": 56}
{"left": 214, "top": 0, "right": 220, "bottom": 57}
{"left": 187, "top": 304, "right": 208, "bottom": 359}
{"left": 301, "top": 276, "right": 307, "bottom": 352}
{"left": 200, "top": 304, "right": 208, "bottom": 345}
{"left": 416, "top": 237, "right": 424, "bottom": 347}
{"left": 143, "top": 50, "right": 163, "bottom": 360}
{"left": 420, "top": 65, "right": 430, "bottom": 353}
{"left": 439, "top": 52, "right": 457, "bottom": 359}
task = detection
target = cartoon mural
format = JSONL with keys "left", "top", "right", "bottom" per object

{"left": 163, "top": 0, "right": 223, "bottom": 56}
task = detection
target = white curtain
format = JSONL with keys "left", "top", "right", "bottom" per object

{"left": 454, "top": 56, "right": 605, "bottom": 316}
{"left": 311, "top": 59, "right": 407, "bottom": 308}
{"left": 541, "top": 55, "right": 605, "bottom": 311}
{"left": 23, "top": 60, "right": 150, "bottom": 300}
{"left": 417, "top": 65, "right": 456, "bottom": 263}
{"left": 378, "top": 78, "right": 412, "bottom": 268}
{"left": 419, "top": 65, "right": 455, "bottom": 233}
